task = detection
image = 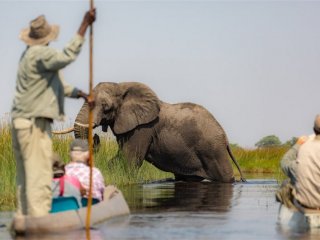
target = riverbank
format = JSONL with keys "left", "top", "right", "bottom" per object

{"left": 0, "top": 123, "right": 287, "bottom": 211}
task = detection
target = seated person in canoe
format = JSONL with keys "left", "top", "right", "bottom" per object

{"left": 65, "top": 139, "right": 106, "bottom": 204}
{"left": 277, "top": 114, "right": 320, "bottom": 210}
{"left": 51, "top": 153, "right": 85, "bottom": 207}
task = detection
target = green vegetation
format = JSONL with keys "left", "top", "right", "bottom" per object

{"left": 52, "top": 135, "right": 173, "bottom": 186}
{"left": 0, "top": 122, "right": 173, "bottom": 211}
{"left": 0, "top": 120, "right": 289, "bottom": 211}
{"left": 254, "top": 134, "right": 298, "bottom": 148}
{"left": 231, "top": 146, "right": 287, "bottom": 181}
{"left": 283, "top": 137, "right": 298, "bottom": 147}
{"left": 0, "top": 118, "right": 16, "bottom": 211}
{"left": 255, "top": 135, "right": 282, "bottom": 148}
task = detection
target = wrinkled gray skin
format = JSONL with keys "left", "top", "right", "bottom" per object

{"left": 74, "top": 82, "right": 244, "bottom": 183}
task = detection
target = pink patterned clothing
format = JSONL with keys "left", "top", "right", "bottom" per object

{"left": 65, "top": 162, "right": 105, "bottom": 201}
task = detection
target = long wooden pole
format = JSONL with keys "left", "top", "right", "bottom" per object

{"left": 86, "top": 0, "right": 94, "bottom": 235}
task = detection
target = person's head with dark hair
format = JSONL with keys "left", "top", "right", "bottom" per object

{"left": 313, "top": 115, "right": 320, "bottom": 135}
{"left": 52, "top": 153, "right": 65, "bottom": 178}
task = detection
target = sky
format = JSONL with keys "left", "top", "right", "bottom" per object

{"left": 1, "top": 0, "right": 320, "bottom": 148}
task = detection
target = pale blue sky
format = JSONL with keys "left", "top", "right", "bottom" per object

{"left": 1, "top": 0, "right": 320, "bottom": 148}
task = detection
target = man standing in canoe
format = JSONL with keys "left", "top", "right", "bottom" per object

{"left": 11, "top": 9, "right": 96, "bottom": 218}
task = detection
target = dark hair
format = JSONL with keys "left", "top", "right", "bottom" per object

{"left": 52, "top": 156, "right": 65, "bottom": 178}
{"left": 314, "top": 127, "right": 320, "bottom": 135}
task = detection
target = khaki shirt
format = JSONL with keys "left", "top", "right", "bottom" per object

{"left": 293, "top": 135, "right": 320, "bottom": 208}
{"left": 11, "top": 34, "right": 85, "bottom": 121}
{"left": 280, "top": 144, "right": 299, "bottom": 184}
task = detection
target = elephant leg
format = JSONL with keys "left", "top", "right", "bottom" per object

{"left": 93, "top": 134, "right": 100, "bottom": 152}
{"left": 121, "top": 142, "right": 144, "bottom": 167}
{"left": 118, "top": 127, "right": 153, "bottom": 168}
{"left": 200, "top": 149, "right": 235, "bottom": 183}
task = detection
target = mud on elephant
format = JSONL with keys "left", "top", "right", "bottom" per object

{"left": 55, "top": 82, "right": 245, "bottom": 182}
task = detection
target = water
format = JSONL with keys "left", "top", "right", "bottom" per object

{"left": 1, "top": 178, "right": 320, "bottom": 240}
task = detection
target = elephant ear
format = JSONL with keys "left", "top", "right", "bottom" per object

{"left": 113, "top": 82, "right": 160, "bottom": 134}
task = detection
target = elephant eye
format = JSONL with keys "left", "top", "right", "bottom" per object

{"left": 103, "top": 105, "right": 113, "bottom": 114}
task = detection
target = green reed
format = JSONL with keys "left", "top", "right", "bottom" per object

{"left": 53, "top": 135, "right": 174, "bottom": 186}
{"left": 231, "top": 146, "right": 288, "bottom": 181}
{"left": 0, "top": 117, "right": 16, "bottom": 211}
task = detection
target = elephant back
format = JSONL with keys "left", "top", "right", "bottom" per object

{"left": 157, "top": 102, "right": 228, "bottom": 147}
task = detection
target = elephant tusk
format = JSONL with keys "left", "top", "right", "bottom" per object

{"left": 52, "top": 122, "right": 97, "bottom": 135}
{"left": 52, "top": 127, "right": 74, "bottom": 134}
{"left": 75, "top": 122, "right": 97, "bottom": 128}
{"left": 74, "top": 122, "right": 90, "bottom": 128}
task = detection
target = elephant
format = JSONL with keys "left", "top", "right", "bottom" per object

{"left": 55, "top": 82, "right": 245, "bottom": 183}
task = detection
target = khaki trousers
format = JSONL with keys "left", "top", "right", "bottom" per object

{"left": 12, "top": 117, "right": 53, "bottom": 217}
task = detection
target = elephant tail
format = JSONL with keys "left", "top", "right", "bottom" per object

{"left": 227, "top": 144, "right": 246, "bottom": 182}
{"left": 52, "top": 127, "right": 74, "bottom": 134}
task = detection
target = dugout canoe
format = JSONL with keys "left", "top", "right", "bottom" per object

{"left": 12, "top": 190, "right": 130, "bottom": 235}
{"left": 277, "top": 201, "right": 320, "bottom": 230}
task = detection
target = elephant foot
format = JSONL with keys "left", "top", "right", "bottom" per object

{"left": 174, "top": 174, "right": 204, "bottom": 182}
{"left": 145, "top": 178, "right": 176, "bottom": 184}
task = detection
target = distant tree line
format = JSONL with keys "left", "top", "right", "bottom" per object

{"left": 230, "top": 135, "right": 298, "bottom": 149}
{"left": 254, "top": 135, "right": 297, "bottom": 148}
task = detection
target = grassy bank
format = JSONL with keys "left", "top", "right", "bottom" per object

{"left": 0, "top": 119, "right": 15, "bottom": 211}
{"left": 0, "top": 121, "right": 288, "bottom": 211}
{"left": 232, "top": 147, "right": 288, "bottom": 180}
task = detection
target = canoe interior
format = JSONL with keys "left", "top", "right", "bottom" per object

{"left": 13, "top": 191, "right": 130, "bottom": 235}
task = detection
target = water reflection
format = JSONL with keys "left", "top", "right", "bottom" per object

{"left": 276, "top": 211, "right": 320, "bottom": 240}
{"left": 122, "top": 181, "right": 238, "bottom": 213}
{"left": 3, "top": 179, "right": 320, "bottom": 239}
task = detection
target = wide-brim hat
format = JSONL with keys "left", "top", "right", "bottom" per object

{"left": 19, "top": 15, "right": 60, "bottom": 46}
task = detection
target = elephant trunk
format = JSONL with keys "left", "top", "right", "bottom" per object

{"left": 74, "top": 122, "right": 89, "bottom": 139}
{"left": 74, "top": 102, "right": 90, "bottom": 139}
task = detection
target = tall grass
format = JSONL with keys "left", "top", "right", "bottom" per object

{"left": 0, "top": 116, "right": 16, "bottom": 211}
{"left": 52, "top": 135, "right": 174, "bottom": 186}
{"left": 0, "top": 118, "right": 288, "bottom": 210}
{"left": 231, "top": 146, "right": 288, "bottom": 180}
